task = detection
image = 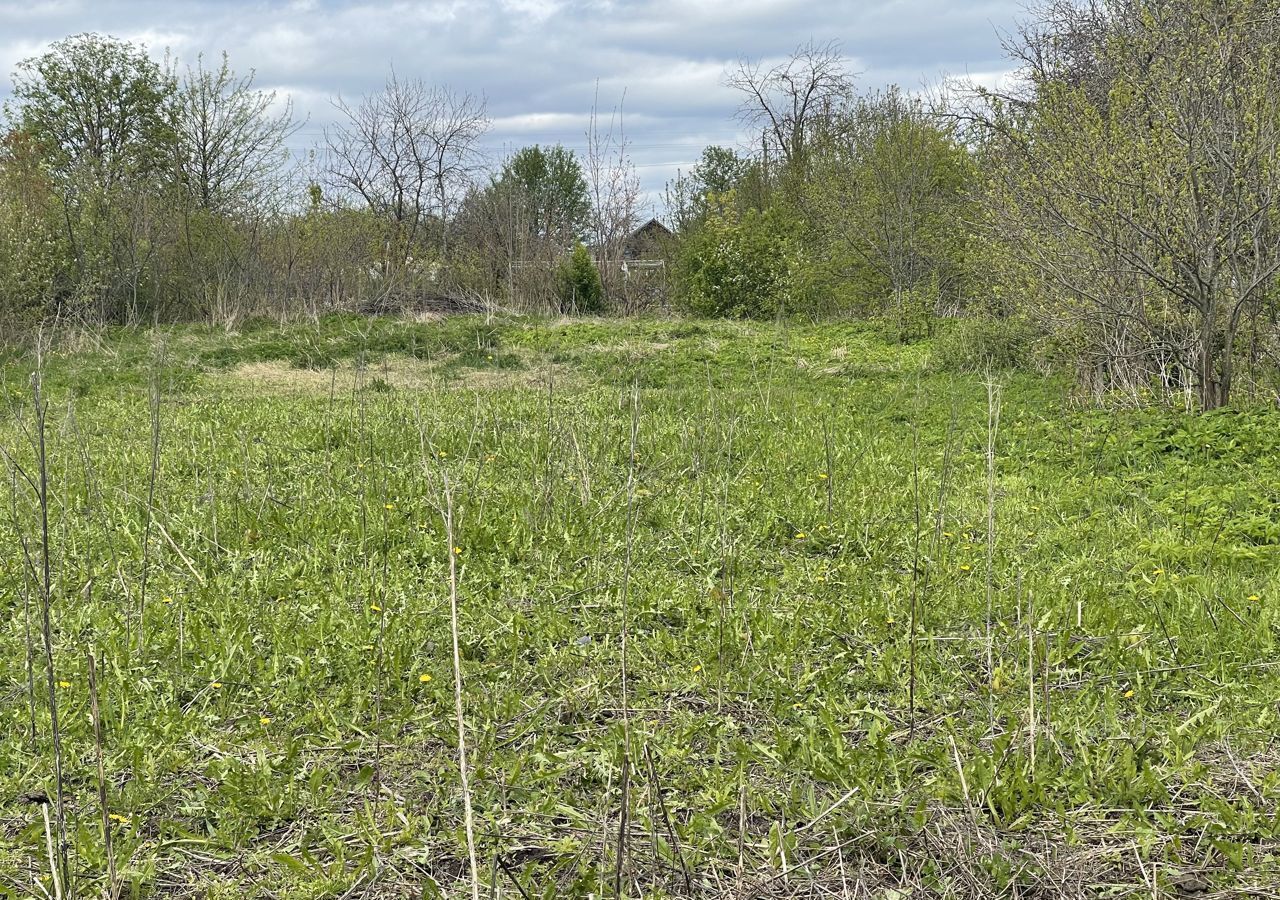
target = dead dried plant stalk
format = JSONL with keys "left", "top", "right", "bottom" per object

{"left": 87, "top": 651, "right": 117, "bottom": 893}
{"left": 444, "top": 475, "right": 481, "bottom": 900}
{"left": 614, "top": 384, "right": 639, "bottom": 896}
{"left": 908, "top": 415, "right": 921, "bottom": 737}
{"left": 985, "top": 378, "right": 1002, "bottom": 693}
{"left": 32, "top": 346, "right": 71, "bottom": 895}
{"left": 136, "top": 346, "right": 164, "bottom": 652}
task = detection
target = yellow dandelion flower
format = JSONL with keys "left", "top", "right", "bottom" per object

{"left": 453, "top": 547, "right": 463, "bottom": 555}
{"left": 691, "top": 664, "right": 702, "bottom": 673}
{"left": 161, "top": 596, "right": 173, "bottom": 604}
{"left": 384, "top": 503, "right": 396, "bottom": 510}
{"left": 1123, "top": 689, "right": 1135, "bottom": 699}
{"left": 58, "top": 680, "right": 71, "bottom": 688}
{"left": 211, "top": 682, "right": 223, "bottom": 689}
{"left": 108, "top": 813, "right": 130, "bottom": 824}
{"left": 886, "top": 617, "right": 896, "bottom": 625}
{"left": 259, "top": 716, "right": 272, "bottom": 725}
{"left": 1248, "top": 594, "right": 1261, "bottom": 603}
{"left": 419, "top": 674, "right": 433, "bottom": 683}
{"left": 959, "top": 564, "right": 972, "bottom": 572}
{"left": 795, "top": 532, "right": 806, "bottom": 539}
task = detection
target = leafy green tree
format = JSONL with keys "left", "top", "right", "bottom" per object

{"left": 694, "top": 145, "right": 749, "bottom": 197}
{"left": 556, "top": 241, "right": 604, "bottom": 313}
{"left": 9, "top": 33, "right": 175, "bottom": 193}
{"left": 449, "top": 145, "right": 592, "bottom": 310}
{"left": 667, "top": 145, "right": 751, "bottom": 231}
{"left": 0, "top": 130, "right": 67, "bottom": 320}
{"left": 499, "top": 144, "right": 590, "bottom": 246}
{"left": 7, "top": 33, "right": 178, "bottom": 321}
{"left": 808, "top": 87, "right": 974, "bottom": 331}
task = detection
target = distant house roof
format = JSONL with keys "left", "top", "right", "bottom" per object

{"left": 630, "top": 218, "right": 672, "bottom": 240}
{"left": 623, "top": 218, "right": 673, "bottom": 259}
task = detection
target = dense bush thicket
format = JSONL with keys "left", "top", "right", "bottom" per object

{"left": 4, "top": 1, "right": 1280, "bottom": 409}
{"left": 664, "top": 2, "right": 1280, "bottom": 409}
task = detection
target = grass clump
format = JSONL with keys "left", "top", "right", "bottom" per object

{"left": 930, "top": 315, "right": 1042, "bottom": 373}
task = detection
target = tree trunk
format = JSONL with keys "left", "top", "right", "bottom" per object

{"left": 1199, "top": 344, "right": 1220, "bottom": 410}
{"left": 1217, "top": 318, "right": 1238, "bottom": 410}
{"left": 1198, "top": 301, "right": 1223, "bottom": 411}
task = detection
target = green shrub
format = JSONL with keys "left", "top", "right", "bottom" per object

{"left": 675, "top": 202, "right": 807, "bottom": 319}
{"left": 556, "top": 242, "right": 604, "bottom": 314}
{"left": 929, "top": 316, "right": 1042, "bottom": 373}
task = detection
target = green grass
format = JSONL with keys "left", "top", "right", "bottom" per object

{"left": 2, "top": 314, "right": 1279, "bottom": 898}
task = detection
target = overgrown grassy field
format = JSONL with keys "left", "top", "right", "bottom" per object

{"left": 2, "top": 314, "right": 1280, "bottom": 899}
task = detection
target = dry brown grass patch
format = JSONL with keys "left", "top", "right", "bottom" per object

{"left": 223, "top": 354, "right": 573, "bottom": 395}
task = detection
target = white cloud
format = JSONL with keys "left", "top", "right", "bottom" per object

{"left": 491, "top": 112, "right": 594, "bottom": 133}
{"left": 957, "top": 69, "right": 1022, "bottom": 95}
{"left": 499, "top": 0, "right": 564, "bottom": 20}
{"left": 0, "top": 38, "right": 52, "bottom": 84}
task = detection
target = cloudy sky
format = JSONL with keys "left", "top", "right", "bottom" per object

{"left": 0, "top": 0, "right": 1023, "bottom": 214}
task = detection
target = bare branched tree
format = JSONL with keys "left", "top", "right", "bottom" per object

{"left": 324, "top": 72, "right": 488, "bottom": 266}
{"left": 999, "top": 0, "right": 1138, "bottom": 107}
{"left": 170, "top": 52, "right": 299, "bottom": 216}
{"left": 726, "top": 40, "right": 855, "bottom": 171}
{"left": 584, "top": 86, "right": 641, "bottom": 300}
